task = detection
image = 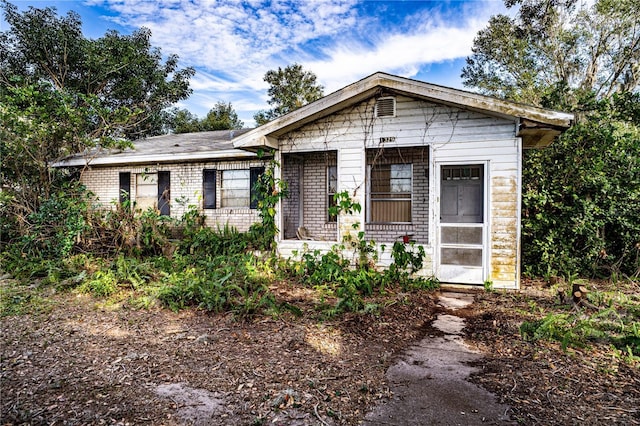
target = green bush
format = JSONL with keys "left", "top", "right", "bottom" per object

{"left": 156, "top": 253, "right": 277, "bottom": 318}
{"left": 522, "top": 93, "right": 640, "bottom": 278}
{"left": 9, "top": 182, "right": 91, "bottom": 260}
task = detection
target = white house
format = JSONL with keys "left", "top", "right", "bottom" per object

{"left": 232, "top": 72, "right": 573, "bottom": 289}
{"left": 57, "top": 72, "right": 573, "bottom": 289}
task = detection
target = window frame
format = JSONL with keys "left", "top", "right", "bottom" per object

{"left": 219, "top": 167, "right": 264, "bottom": 209}
{"left": 203, "top": 169, "right": 217, "bottom": 209}
{"left": 119, "top": 172, "right": 131, "bottom": 205}
{"left": 221, "top": 169, "right": 250, "bottom": 208}
{"left": 366, "top": 162, "right": 413, "bottom": 224}
{"left": 327, "top": 165, "right": 338, "bottom": 222}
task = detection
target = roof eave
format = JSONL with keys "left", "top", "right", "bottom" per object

{"left": 232, "top": 72, "right": 574, "bottom": 150}
{"left": 53, "top": 149, "right": 258, "bottom": 168}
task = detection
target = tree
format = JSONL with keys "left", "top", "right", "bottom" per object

{"left": 165, "top": 107, "right": 202, "bottom": 134}
{"left": 253, "top": 64, "right": 324, "bottom": 125}
{"left": 463, "top": 0, "right": 640, "bottom": 278}
{"left": 0, "top": 1, "right": 193, "bottom": 248}
{"left": 522, "top": 93, "right": 640, "bottom": 277}
{"left": 201, "top": 102, "right": 244, "bottom": 130}
{"left": 0, "top": 1, "right": 194, "bottom": 138}
{"left": 166, "top": 102, "right": 244, "bottom": 134}
{"left": 462, "top": 0, "right": 640, "bottom": 106}
{"left": 0, "top": 81, "right": 132, "bottom": 242}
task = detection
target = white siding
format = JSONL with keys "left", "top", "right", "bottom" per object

{"left": 278, "top": 94, "right": 521, "bottom": 288}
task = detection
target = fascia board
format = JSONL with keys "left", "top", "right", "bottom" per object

{"left": 232, "top": 72, "right": 574, "bottom": 150}
{"left": 53, "top": 149, "right": 258, "bottom": 168}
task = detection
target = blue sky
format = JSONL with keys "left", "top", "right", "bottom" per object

{"left": 2, "top": 1, "right": 509, "bottom": 127}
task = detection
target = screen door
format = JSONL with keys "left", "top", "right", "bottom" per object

{"left": 437, "top": 164, "right": 485, "bottom": 284}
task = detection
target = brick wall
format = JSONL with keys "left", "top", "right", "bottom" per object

{"left": 281, "top": 151, "right": 337, "bottom": 241}
{"left": 364, "top": 147, "right": 429, "bottom": 244}
{"left": 80, "top": 159, "right": 267, "bottom": 232}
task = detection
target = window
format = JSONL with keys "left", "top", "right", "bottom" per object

{"left": 440, "top": 165, "right": 483, "bottom": 223}
{"left": 157, "top": 171, "right": 170, "bottom": 216}
{"left": 119, "top": 172, "right": 131, "bottom": 204}
{"left": 368, "top": 163, "right": 412, "bottom": 223}
{"left": 327, "top": 165, "right": 337, "bottom": 222}
{"left": 249, "top": 167, "right": 265, "bottom": 209}
{"left": 135, "top": 171, "right": 170, "bottom": 215}
{"left": 203, "top": 169, "right": 216, "bottom": 209}
{"left": 220, "top": 167, "right": 264, "bottom": 208}
{"left": 136, "top": 172, "right": 157, "bottom": 211}
{"left": 221, "top": 169, "right": 250, "bottom": 207}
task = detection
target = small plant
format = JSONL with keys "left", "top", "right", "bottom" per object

{"left": 483, "top": 279, "right": 494, "bottom": 292}
{"left": 328, "top": 191, "right": 362, "bottom": 217}
{"left": 80, "top": 270, "right": 119, "bottom": 297}
{"left": 384, "top": 241, "right": 427, "bottom": 289}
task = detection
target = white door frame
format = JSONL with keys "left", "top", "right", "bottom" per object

{"left": 434, "top": 161, "right": 490, "bottom": 284}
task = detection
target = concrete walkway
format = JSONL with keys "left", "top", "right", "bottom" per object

{"left": 362, "top": 291, "right": 514, "bottom": 426}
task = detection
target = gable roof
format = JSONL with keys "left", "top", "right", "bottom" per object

{"left": 54, "top": 129, "right": 256, "bottom": 168}
{"left": 233, "top": 72, "right": 574, "bottom": 150}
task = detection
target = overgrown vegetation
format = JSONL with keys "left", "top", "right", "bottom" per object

{"left": 464, "top": 0, "right": 640, "bottom": 280}
{"left": 519, "top": 284, "right": 640, "bottom": 362}
{"left": 522, "top": 92, "right": 640, "bottom": 279}
{"left": 1, "top": 162, "right": 435, "bottom": 320}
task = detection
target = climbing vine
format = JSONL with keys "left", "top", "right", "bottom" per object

{"left": 248, "top": 150, "right": 289, "bottom": 251}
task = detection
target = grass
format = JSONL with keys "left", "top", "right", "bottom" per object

{"left": 0, "top": 281, "right": 56, "bottom": 317}
{"left": 519, "top": 284, "right": 640, "bottom": 363}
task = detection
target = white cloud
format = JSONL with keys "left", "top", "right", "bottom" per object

{"left": 85, "top": 0, "right": 506, "bottom": 126}
{"left": 307, "top": 3, "right": 503, "bottom": 93}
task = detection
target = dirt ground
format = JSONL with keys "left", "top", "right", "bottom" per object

{"left": 2, "top": 279, "right": 639, "bottom": 425}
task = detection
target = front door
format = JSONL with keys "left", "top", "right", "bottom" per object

{"left": 437, "top": 164, "right": 486, "bottom": 284}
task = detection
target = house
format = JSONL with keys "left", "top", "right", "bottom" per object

{"left": 55, "top": 129, "right": 270, "bottom": 232}
{"left": 57, "top": 72, "right": 573, "bottom": 289}
{"left": 231, "top": 72, "right": 573, "bottom": 289}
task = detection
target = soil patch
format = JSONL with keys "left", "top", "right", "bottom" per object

{"left": 2, "top": 280, "right": 639, "bottom": 425}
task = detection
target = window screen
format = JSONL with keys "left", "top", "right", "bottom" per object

{"left": 221, "top": 169, "right": 250, "bottom": 207}
{"left": 369, "top": 163, "right": 412, "bottom": 222}
{"left": 327, "top": 165, "right": 338, "bottom": 222}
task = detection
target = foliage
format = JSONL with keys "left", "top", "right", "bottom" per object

{"left": 179, "top": 221, "right": 248, "bottom": 259}
{"left": 201, "top": 101, "right": 244, "bottom": 131}
{"left": 1, "top": 0, "right": 194, "bottom": 138}
{"left": 462, "top": 0, "right": 640, "bottom": 105}
{"left": 522, "top": 93, "right": 640, "bottom": 278}
{"left": 288, "top": 238, "right": 437, "bottom": 316}
{"left": 166, "top": 102, "right": 244, "bottom": 134}
{"left": 328, "top": 191, "right": 362, "bottom": 217}
{"left": 384, "top": 241, "right": 429, "bottom": 290}
{"left": 0, "top": 81, "right": 133, "bottom": 239}
{"left": 253, "top": 63, "right": 324, "bottom": 125}
{"left": 2, "top": 181, "right": 91, "bottom": 260}
{"left": 520, "top": 290, "right": 640, "bottom": 359}
{"left": 247, "top": 152, "right": 289, "bottom": 250}
{"left": 156, "top": 253, "right": 276, "bottom": 318}
{"left": 164, "top": 107, "right": 202, "bottom": 133}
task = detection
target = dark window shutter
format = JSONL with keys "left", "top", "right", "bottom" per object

{"left": 119, "top": 172, "right": 131, "bottom": 204}
{"left": 249, "top": 167, "right": 265, "bottom": 209}
{"left": 203, "top": 169, "right": 217, "bottom": 209}
{"left": 157, "top": 171, "right": 170, "bottom": 216}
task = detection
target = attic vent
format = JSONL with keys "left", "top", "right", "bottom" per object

{"left": 375, "top": 97, "right": 396, "bottom": 118}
